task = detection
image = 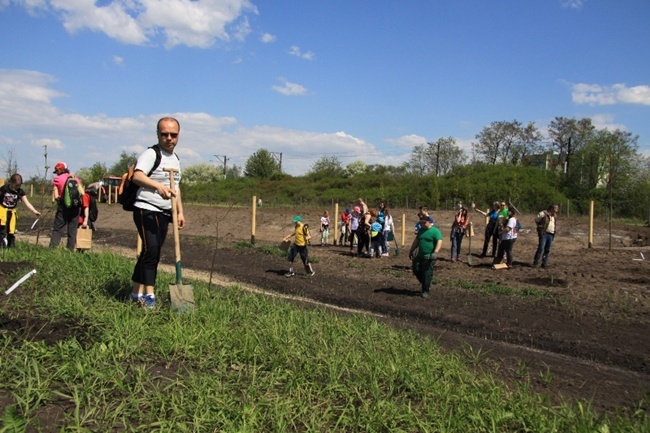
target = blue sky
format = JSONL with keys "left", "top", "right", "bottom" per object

{"left": 1, "top": 0, "right": 648, "bottom": 178}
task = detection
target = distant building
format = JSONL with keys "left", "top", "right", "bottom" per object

{"left": 524, "top": 151, "right": 562, "bottom": 172}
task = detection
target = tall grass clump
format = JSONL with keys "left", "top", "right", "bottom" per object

{"left": 0, "top": 243, "right": 646, "bottom": 431}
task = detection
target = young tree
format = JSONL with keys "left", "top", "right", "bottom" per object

{"left": 244, "top": 149, "right": 280, "bottom": 178}
{"left": 2, "top": 148, "right": 19, "bottom": 180}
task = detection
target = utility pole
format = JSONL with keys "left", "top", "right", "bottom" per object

{"left": 271, "top": 152, "right": 283, "bottom": 173}
{"left": 214, "top": 155, "right": 228, "bottom": 176}
{"left": 564, "top": 135, "right": 572, "bottom": 174}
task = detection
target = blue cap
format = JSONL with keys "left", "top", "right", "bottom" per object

{"left": 292, "top": 215, "right": 302, "bottom": 223}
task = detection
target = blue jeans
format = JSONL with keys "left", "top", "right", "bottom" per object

{"left": 534, "top": 232, "right": 555, "bottom": 266}
{"left": 450, "top": 229, "right": 465, "bottom": 260}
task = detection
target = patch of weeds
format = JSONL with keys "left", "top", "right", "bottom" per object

{"left": 538, "top": 363, "right": 554, "bottom": 386}
{"left": 233, "top": 241, "right": 254, "bottom": 250}
{"left": 191, "top": 236, "right": 214, "bottom": 245}
{"left": 347, "top": 261, "right": 364, "bottom": 269}
{"left": 381, "top": 269, "right": 403, "bottom": 278}
{"left": 445, "top": 279, "right": 552, "bottom": 298}
{"left": 256, "top": 245, "right": 285, "bottom": 256}
{"left": 310, "top": 256, "right": 320, "bottom": 264}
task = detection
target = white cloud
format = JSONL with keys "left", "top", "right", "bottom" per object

{"left": 386, "top": 134, "right": 426, "bottom": 149}
{"left": 560, "top": 0, "right": 585, "bottom": 9}
{"left": 17, "top": 0, "right": 258, "bottom": 48}
{"left": 32, "top": 137, "right": 64, "bottom": 150}
{"left": 288, "top": 45, "right": 315, "bottom": 60}
{"left": 571, "top": 82, "right": 650, "bottom": 106}
{"left": 260, "top": 32, "right": 276, "bottom": 43}
{"left": 112, "top": 55, "right": 124, "bottom": 66}
{"left": 51, "top": 0, "right": 149, "bottom": 45}
{"left": 590, "top": 113, "right": 627, "bottom": 132}
{"left": 0, "top": 68, "right": 380, "bottom": 177}
{"left": 272, "top": 78, "right": 307, "bottom": 96}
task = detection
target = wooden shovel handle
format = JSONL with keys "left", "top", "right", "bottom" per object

{"left": 164, "top": 168, "right": 181, "bottom": 264}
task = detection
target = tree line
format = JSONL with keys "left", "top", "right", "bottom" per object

{"left": 17, "top": 116, "right": 648, "bottom": 222}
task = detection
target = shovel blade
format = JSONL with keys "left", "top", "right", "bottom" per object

{"left": 170, "top": 282, "right": 195, "bottom": 312}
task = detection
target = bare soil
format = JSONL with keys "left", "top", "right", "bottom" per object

{"left": 6, "top": 203, "right": 650, "bottom": 414}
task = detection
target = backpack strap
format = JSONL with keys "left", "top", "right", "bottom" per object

{"left": 147, "top": 145, "right": 178, "bottom": 176}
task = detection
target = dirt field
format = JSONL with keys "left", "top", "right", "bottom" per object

{"left": 11, "top": 203, "right": 650, "bottom": 413}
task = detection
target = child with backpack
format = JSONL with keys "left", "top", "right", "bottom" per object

{"left": 49, "top": 162, "right": 84, "bottom": 250}
{"left": 78, "top": 190, "right": 98, "bottom": 230}
{"left": 0, "top": 173, "right": 42, "bottom": 247}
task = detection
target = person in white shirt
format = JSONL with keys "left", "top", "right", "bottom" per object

{"left": 130, "top": 117, "right": 185, "bottom": 309}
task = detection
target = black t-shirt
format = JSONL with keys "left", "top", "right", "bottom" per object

{"left": 0, "top": 185, "right": 26, "bottom": 209}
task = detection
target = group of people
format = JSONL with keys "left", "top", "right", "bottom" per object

{"left": 335, "top": 199, "right": 396, "bottom": 258}
{"left": 0, "top": 162, "right": 99, "bottom": 251}
{"left": 282, "top": 197, "right": 559, "bottom": 298}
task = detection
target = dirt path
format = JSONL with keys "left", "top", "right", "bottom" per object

{"left": 22, "top": 203, "right": 650, "bottom": 412}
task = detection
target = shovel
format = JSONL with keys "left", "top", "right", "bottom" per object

{"left": 467, "top": 222, "right": 473, "bottom": 265}
{"left": 165, "top": 168, "right": 195, "bottom": 312}
{"left": 387, "top": 231, "right": 399, "bottom": 256}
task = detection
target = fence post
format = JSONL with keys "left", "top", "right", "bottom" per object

{"left": 588, "top": 200, "right": 594, "bottom": 248}
{"left": 251, "top": 195, "right": 257, "bottom": 244}
{"left": 333, "top": 202, "right": 339, "bottom": 245}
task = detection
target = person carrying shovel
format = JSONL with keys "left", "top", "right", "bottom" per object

{"left": 129, "top": 117, "right": 184, "bottom": 309}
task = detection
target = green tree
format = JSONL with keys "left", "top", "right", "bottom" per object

{"left": 182, "top": 163, "right": 225, "bottom": 185}
{"left": 408, "top": 137, "right": 466, "bottom": 176}
{"left": 472, "top": 120, "right": 540, "bottom": 165}
{"left": 87, "top": 162, "right": 108, "bottom": 183}
{"left": 308, "top": 156, "right": 344, "bottom": 179}
{"left": 225, "top": 164, "right": 242, "bottom": 179}
{"left": 244, "top": 149, "right": 281, "bottom": 179}
{"left": 344, "top": 160, "right": 367, "bottom": 177}
{"left": 108, "top": 151, "right": 137, "bottom": 176}
{"left": 547, "top": 116, "right": 595, "bottom": 175}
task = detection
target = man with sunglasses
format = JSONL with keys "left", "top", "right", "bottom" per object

{"left": 130, "top": 117, "right": 184, "bottom": 309}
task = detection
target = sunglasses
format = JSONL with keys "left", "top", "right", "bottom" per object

{"left": 159, "top": 131, "right": 179, "bottom": 138}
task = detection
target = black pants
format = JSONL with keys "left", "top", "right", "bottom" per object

{"left": 481, "top": 222, "right": 498, "bottom": 256}
{"left": 0, "top": 208, "right": 16, "bottom": 247}
{"left": 357, "top": 229, "right": 370, "bottom": 255}
{"left": 412, "top": 256, "right": 436, "bottom": 292}
{"left": 132, "top": 209, "right": 170, "bottom": 287}
{"left": 49, "top": 205, "right": 79, "bottom": 250}
{"left": 494, "top": 238, "right": 517, "bottom": 266}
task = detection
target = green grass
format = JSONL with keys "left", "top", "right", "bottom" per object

{"left": 445, "top": 278, "right": 553, "bottom": 298}
{"left": 0, "top": 243, "right": 646, "bottom": 431}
